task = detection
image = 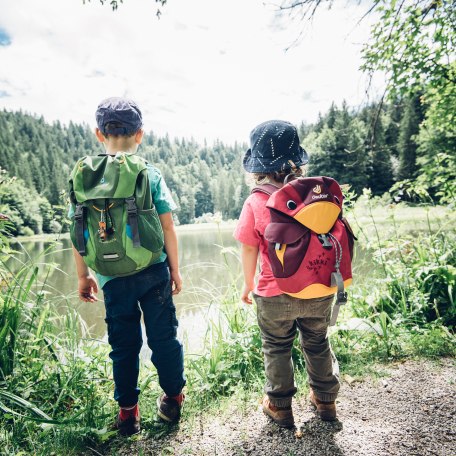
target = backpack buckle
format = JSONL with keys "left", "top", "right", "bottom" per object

{"left": 74, "top": 204, "right": 84, "bottom": 220}
{"left": 125, "top": 197, "right": 138, "bottom": 214}
{"left": 317, "top": 234, "right": 333, "bottom": 250}
{"left": 125, "top": 197, "right": 141, "bottom": 248}
{"left": 337, "top": 291, "right": 348, "bottom": 305}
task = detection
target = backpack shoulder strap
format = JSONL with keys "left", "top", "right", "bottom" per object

{"left": 251, "top": 184, "right": 280, "bottom": 196}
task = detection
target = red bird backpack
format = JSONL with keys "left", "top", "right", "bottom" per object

{"left": 252, "top": 176, "right": 356, "bottom": 325}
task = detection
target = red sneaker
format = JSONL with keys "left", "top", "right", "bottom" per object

{"left": 157, "top": 393, "right": 185, "bottom": 422}
{"left": 114, "top": 404, "right": 140, "bottom": 436}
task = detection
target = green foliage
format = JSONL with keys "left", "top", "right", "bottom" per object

{"left": 0, "top": 175, "right": 42, "bottom": 235}
{"left": 362, "top": 0, "right": 455, "bottom": 98}
{"left": 0, "top": 167, "right": 62, "bottom": 236}
{"left": 412, "top": 63, "right": 456, "bottom": 203}
{"left": 363, "top": 107, "right": 394, "bottom": 195}
{"left": 361, "top": 1, "right": 455, "bottom": 203}
{"left": 350, "top": 197, "right": 456, "bottom": 330}
{"left": 374, "top": 232, "right": 456, "bottom": 329}
{"left": 397, "top": 92, "right": 424, "bottom": 180}
{"left": 187, "top": 303, "right": 264, "bottom": 399}
{"left": 0, "top": 247, "right": 115, "bottom": 454}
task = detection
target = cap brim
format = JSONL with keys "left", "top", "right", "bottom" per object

{"left": 242, "top": 148, "right": 254, "bottom": 172}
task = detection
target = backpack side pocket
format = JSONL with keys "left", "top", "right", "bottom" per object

{"left": 264, "top": 222, "right": 310, "bottom": 278}
{"left": 137, "top": 208, "right": 164, "bottom": 254}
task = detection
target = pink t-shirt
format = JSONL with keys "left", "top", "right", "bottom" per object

{"left": 234, "top": 192, "right": 283, "bottom": 297}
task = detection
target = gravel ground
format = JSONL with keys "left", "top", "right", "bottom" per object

{"left": 101, "top": 358, "right": 455, "bottom": 456}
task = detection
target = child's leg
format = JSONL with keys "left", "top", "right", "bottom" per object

{"left": 296, "top": 295, "right": 339, "bottom": 402}
{"left": 103, "top": 279, "right": 143, "bottom": 407}
{"left": 139, "top": 271, "right": 185, "bottom": 397}
{"left": 254, "top": 294, "right": 297, "bottom": 407}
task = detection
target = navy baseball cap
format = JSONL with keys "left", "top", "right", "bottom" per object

{"left": 95, "top": 97, "right": 143, "bottom": 136}
{"left": 243, "top": 120, "right": 308, "bottom": 173}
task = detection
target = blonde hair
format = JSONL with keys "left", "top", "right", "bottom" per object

{"left": 252, "top": 167, "right": 305, "bottom": 185}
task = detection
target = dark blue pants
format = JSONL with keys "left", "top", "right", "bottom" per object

{"left": 102, "top": 262, "right": 185, "bottom": 407}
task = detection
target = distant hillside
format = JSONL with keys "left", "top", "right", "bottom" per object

{"left": 0, "top": 110, "right": 248, "bottom": 234}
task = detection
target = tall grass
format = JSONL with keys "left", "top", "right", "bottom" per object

{"left": 341, "top": 194, "right": 456, "bottom": 359}
{"left": 0, "top": 243, "right": 115, "bottom": 454}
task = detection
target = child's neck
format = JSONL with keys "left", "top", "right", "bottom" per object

{"left": 103, "top": 145, "right": 137, "bottom": 155}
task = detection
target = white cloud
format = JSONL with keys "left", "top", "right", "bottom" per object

{"left": 0, "top": 0, "right": 382, "bottom": 143}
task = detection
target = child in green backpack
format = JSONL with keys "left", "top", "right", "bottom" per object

{"left": 71, "top": 97, "right": 185, "bottom": 436}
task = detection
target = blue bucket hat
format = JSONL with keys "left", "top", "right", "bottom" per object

{"left": 243, "top": 120, "right": 308, "bottom": 173}
{"left": 96, "top": 97, "right": 143, "bottom": 136}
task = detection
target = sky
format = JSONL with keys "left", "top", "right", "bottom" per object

{"left": 0, "top": 0, "right": 381, "bottom": 143}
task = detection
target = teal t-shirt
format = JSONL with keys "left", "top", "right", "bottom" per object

{"left": 69, "top": 163, "right": 176, "bottom": 289}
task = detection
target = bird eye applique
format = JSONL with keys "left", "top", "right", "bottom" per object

{"left": 286, "top": 200, "right": 297, "bottom": 210}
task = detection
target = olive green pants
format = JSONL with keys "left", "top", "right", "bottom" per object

{"left": 254, "top": 293, "right": 340, "bottom": 408}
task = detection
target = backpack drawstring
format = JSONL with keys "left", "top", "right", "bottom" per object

{"left": 327, "top": 232, "right": 347, "bottom": 325}
{"left": 327, "top": 233, "right": 342, "bottom": 273}
{"left": 92, "top": 202, "right": 114, "bottom": 241}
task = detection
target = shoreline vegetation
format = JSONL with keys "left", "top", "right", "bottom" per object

{"left": 11, "top": 203, "right": 456, "bottom": 243}
{"left": 1, "top": 201, "right": 455, "bottom": 455}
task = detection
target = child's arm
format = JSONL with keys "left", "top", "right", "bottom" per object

{"left": 159, "top": 212, "right": 182, "bottom": 295}
{"left": 72, "top": 246, "right": 98, "bottom": 302}
{"left": 240, "top": 243, "right": 259, "bottom": 305}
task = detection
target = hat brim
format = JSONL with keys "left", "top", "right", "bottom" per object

{"left": 243, "top": 146, "right": 309, "bottom": 173}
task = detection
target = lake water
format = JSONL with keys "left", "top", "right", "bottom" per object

{"left": 11, "top": 224, "right": 241, "bottom": 352}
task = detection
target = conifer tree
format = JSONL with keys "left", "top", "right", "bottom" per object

{"left": 367, "top": 112, "right": 393, "bottom": 195}
{"left": 397, "top": 93, "right": 424, "bottom": 180}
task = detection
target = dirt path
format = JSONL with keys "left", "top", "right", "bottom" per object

{"left": 107, "top": 358, "right": 455, "bottom": 456}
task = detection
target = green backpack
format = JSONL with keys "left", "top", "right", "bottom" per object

{"left": 69, "top": 153, "right": 164, "bottom": 277}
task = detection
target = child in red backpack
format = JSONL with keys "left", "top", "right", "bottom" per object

{"left": 234, "top": 120, "right": 340, "bottom": 428}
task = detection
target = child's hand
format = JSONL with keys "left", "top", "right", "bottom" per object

{"left": 170, "top": 269, "right": 182, "bottom": 295}
{"left": 78, "top": 274, "right": 98, "bottom": 302}
{"left": 241, "top": 284, "right": 254, "bottom": 305}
